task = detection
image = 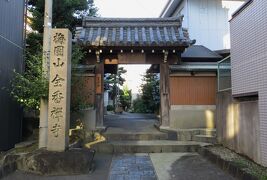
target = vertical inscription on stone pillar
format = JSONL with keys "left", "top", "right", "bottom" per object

{"left": 96, "top": 73, "right": 102, "bottom": 94}
{"left": 47, "top": 29, "right": 72, "bottom": 151}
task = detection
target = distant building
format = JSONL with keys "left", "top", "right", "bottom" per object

{"left": 160, "top": 0, "right": 244, "bottom": 50}
{"left": 149, "top": 45, "right": 222, "bottom": 132}
{"left": 217, "top": 0, "right": 267, "bottom": 167}
{"left": 157, "top": 0, "right": 245, "bottom": 132}
{"left": 0, "top": 1, "right": 25, "bottom": 150}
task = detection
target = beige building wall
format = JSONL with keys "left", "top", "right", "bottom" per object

{"left": 230, "top": 0, "right": 267, "bottom": 166}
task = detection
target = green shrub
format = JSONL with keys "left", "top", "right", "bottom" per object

{"left": 107, "top": 105, "right": 114, "bottom": 111}
{"left": 7, "top": 53, "right": 48, "bottom": 110}
{"left": 132, "top": 98, "right": 147, "bottom": 113}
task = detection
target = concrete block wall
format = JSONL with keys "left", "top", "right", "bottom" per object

{"left": 230, "top": 0, "right": 267, "bottom": 166}
{"left": 216, "top": 90, "right": 261, "bottom": 164}
{"left": 170, "top": 105, "right": 216, "bottom": 129}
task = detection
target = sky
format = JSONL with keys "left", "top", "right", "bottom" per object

{"left": 94, "top": 0, "right": 168, "bottom": 94}
{"left": 94, "top": 0, "right": 168, "bottom": 18}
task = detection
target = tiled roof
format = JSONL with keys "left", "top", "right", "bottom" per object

{"left": 74, "top": 17, "right": 194, "bottom": 49}
{"left": 182, "top": 45, "right": 222, "bottom": 60}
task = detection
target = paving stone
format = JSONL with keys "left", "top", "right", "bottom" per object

{"left": 108, "top": 154, "right": 157, "bottom": 180}
{"left": 141, "top": 166, "right": 154, "bottom": 171}
{"left": 143, "top": 170, "right": 155, "bottom": 176}
{"left": 109, "top": 174, "right": 124, "bottom": 180}
{"left": 125, "top": 175, "right": 141, "bottom": 180}
{"left": 128, "top": 171, "right": 144, "bottom": 176}
{"left": 141, "top": 176, "right": 157, "bottom": 180}
{"left": 111, "top": 166, "right": 127, "bottom": 171}
{"left": 110, "top": 170, "right": 126, "bottom": 175}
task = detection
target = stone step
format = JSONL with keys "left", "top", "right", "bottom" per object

{"left": 91, "top": 140, "right": 209, "bottom": 154}
{"left": 103, "top": 133, "right": 169, "bottom": 141}
{"left": 199, "top": 129, "right": 216, "bottom": 136}
{"left": 177, "top": 128, "right": 216, "bottom": 141}
{"left": 192, "top": 135, "right": 217, "bottom": 144}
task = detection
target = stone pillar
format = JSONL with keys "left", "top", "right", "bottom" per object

{"left": 47, "top": 29, "right": 72, "bottom": 151}
{"left": 160, "top": 63, "right": 170, "bottom": 129}
{"left": 95, "top": 61, "right": 105, "bottom": 130}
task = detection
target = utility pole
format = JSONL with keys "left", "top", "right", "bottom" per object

{"left": 39, "top": 0, "right": 52, "bottom": 148}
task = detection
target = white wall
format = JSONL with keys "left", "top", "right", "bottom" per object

{"left": 172, "top": 0, "right": 244, "bottom": 50}
{"left": 230, "top": 0, "right": 267, "bottom": 166}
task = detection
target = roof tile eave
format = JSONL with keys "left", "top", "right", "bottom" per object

{"left": 82, "top": 43, "right": 190, "bottom": 49}
{"left": 75, "top": 17, "right": 192, "bottom": 49}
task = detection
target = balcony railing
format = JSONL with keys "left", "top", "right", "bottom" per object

{"left": 218, "top": 56, "right": 231, "bottom": 92}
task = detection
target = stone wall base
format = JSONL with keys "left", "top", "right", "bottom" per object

{"left": 169, "top": 105, "right": 216, "bottom": 129}
{"left": 16, "top": 148, "right": 95, "bottom": 176}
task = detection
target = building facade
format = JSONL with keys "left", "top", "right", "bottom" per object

{"left": 224, "top": 0, "right": 267, "bottom": 166}
{"left": 160, "top": 0, "right": 244, "bottom": 50}
{"left": 159, "top": 0, "right": 246, "bottom": 130}
{"left": 0, "top": 1, "right": 25, "bottom": 150}
{"left": 168, "top": 45, "right": 221, "bottom": 130}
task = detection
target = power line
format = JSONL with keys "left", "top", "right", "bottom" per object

{"left": 0, "top": 33, "right": 24, "bottom": 50}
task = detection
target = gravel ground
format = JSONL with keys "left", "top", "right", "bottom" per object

{"left": 207, "top": 145, "right": 267, "bottom": 180}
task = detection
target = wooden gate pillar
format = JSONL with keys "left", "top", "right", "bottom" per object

{"left": 95, "top": 57, "right": 105, "bottom": 130}
{"left": 160, "top": 62, "right": 170, "bottom": 129}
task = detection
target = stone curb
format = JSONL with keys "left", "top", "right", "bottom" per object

{"left": 198, "top": 147, "right": 259, "bottom": 180}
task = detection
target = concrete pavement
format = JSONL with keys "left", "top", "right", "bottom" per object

{"left": 104, "top": 112, "right": 160, "bottom": 134}
{"left": 150, "top": 153, "right": 235, "bottom": 180}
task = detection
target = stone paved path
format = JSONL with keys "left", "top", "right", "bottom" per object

{"left": 109, "top": 154, "right": 157, "bottom": 180}
{"left": 104, "top": 112, "right": 160, "bottom": 134}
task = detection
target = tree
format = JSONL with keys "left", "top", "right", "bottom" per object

{"left": 28, "top": 0, "right": 98, "bottom": 33}
{"left": 26, "top": 0, "right": 98, "bottom": 54}
{"left": 120, "top": 85, "right": 132, "bottom": 111}
{"left": 140, "top": 72, "right": 160, "bottom": 113}
{"left": 7, "top": 45, "right": 85, "bottom": 111}
{"left": 9, "top": 1, "right": 99, "bottom": 111}
{"left": 7, "top": 52, "right": 48, "bottom": 110}
{"left": 105, "top": 67, "right": 127, "bottom": 107}
{"left": 132, "top": 97, "right": 146, "bottom": 113}
{"left": 132, "top": 72, "right": 160, "bottom": 113}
